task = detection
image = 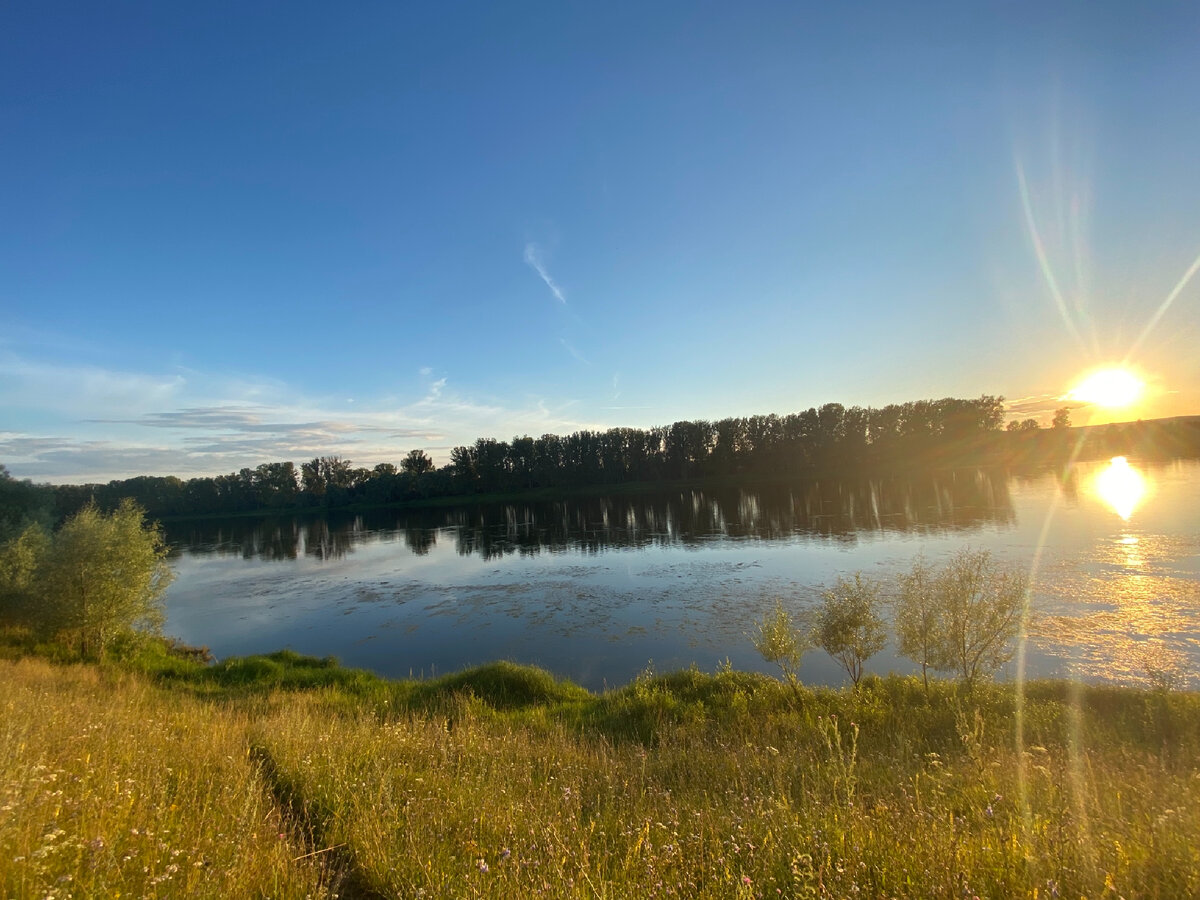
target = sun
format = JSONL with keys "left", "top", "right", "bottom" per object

{"left": 1066, "top": 368, "right": 1145, "bottom": 408}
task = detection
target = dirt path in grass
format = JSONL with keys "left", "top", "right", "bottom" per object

{"left": 250, "top": 744, "right": 390, "bottom": 900}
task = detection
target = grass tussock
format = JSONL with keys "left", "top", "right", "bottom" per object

{"left": 3, "top": 646, "right": 1199, "bottom": 899}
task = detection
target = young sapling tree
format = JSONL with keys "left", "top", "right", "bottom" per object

{"left": 813, "top": 573, "right": 887, "bottom": 688}
{"left": 895, "top": 555, "right": 939, "bottom": 692}
{"left": 752, "top": 598, "right": 809, "bottom": 702}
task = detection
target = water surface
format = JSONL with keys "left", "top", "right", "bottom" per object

{"left": 164, "top": 458, "right": 1200, "bottom": 690}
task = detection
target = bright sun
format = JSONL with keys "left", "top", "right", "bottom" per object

{"left": 1067, "top": 368, "right": 1145, "bottom": 408}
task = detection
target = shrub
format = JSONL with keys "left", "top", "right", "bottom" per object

{"left": 752, "top": 599, "right": 809, "bottom": 702}
{"left": 37, "top": 500, "right": 173, "bottom": 659}
{"left": 813, "top": 573, "right": 887, "bottom": 688}
{"left": 897, "top": 549, "right": 1026, "bottom": 687}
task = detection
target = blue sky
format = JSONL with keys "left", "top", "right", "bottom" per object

{"left": 3, "top": 1, "right": 1199, "bottom": 482}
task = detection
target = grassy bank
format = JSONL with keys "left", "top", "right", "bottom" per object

{"left": 3, "top": 645, "right": 1199, "bottom": 898}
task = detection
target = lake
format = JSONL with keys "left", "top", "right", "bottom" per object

{"left": 163, "top": 456, "right": 1200, "bottom": 691}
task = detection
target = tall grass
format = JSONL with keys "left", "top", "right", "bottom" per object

{"left": 0, "top": 658, "right": 330, "bottom": 899}
{"left": 3, "top": 651, "right": 1199, "bottom": 898}
{"left": 251, "top": 676, "right": 1200, "bottom": 899}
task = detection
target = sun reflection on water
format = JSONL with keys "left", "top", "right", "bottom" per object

{"left": 1032, "top": 550, "right": 1196, "bottom": 689}
{"left": 1092, "top": 456, "right": 1149, "bottom": 520}
{"left": 1115, "top": 534, "right": 1144, "bottom": 569}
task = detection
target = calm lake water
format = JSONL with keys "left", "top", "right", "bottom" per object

{"left": 164, "top": 457, "right": 1200, "bottom": 691}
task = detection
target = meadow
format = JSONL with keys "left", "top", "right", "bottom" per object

{"left": 3, "top": 640, "right": 1199, "bottom": 899}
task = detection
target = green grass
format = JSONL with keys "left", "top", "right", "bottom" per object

{"left": 0, "top": 658, "right": 331, "bottom": 899}
{"left": 3, "top": 641, "right": 1199, "bottom": 898}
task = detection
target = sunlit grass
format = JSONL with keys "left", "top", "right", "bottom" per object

{"left": 0, "top": 659, "right": 331, "bottom": 899}
{"left": 3, "top": 652, "right": 1199, "bottom": 898}
{"left": 250, "top": 674, "right": 1200, "bottom": 899}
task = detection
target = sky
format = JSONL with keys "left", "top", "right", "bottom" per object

{"left": 2, "top": 1, "right": 1199, "bottom": 483}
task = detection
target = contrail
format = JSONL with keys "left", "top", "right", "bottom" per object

{"left": 524, "top": 243, "right": 566, "bottom": 304}
{"left": 558, "top": 338, "right": 590, "bottom": 365}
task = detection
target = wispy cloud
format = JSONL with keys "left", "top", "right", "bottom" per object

{"left": 0, "top": 437, "right": 212, "bottom": 481}
{"left": 0, "top": 353, "right": 599, "bottom": 482}
{"left": 559, "top": 338, "right": 590, "bottom": 366}
{"left": 425, "top": 378, "right": 446, "bottom": 401}
{"left": 0, "top": 353, "right": 186, "bottom": 414}
{"left": 1005, "top": 394, "right": 1068, "bottom": 417}
{"left": 524, "top": 242, "right": 566, "bottom": 304}
{"left": 95, "top": 407, "right": 271, "bottom": 430}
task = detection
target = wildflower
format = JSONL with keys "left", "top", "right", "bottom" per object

{"left": 742, "top": 875, "right": 752, "bottom": 885}
{"left": 476, "top": 858, "right": 489, "bottom": 874}
{"left": 500, "top": 848, "right": 511, "bottom": 860}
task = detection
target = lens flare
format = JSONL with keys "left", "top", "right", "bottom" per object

{"left": 1066, "top": 368, "right": 1144, "bottom": 408}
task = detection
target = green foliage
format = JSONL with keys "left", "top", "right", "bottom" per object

{"left": 897, "top": 549, "right": 1026, "bottom": 687}
{"left": 752, "top": 598, "right": 809, "bottom": 701}
{"left": 400, "top": 448, "right": 435, "bottom": 476}
{"left": 0, "top": 525, "right": 50, "bottom": 627}
{"left": 813, "top": 572, "right": 887, "bottom": 687}
{"left": 206, "top": 650, "right": 390, "bottom": 695}
{"left": 110, "top": 634, "right": 211, "bottom": 681}
{"left": 33, "top": 501, "right": 173, "bottom": 660}
{"left": 413, "top": 660, "right": 590, "bottom": 710}
{"left": 895, "top": 554, "right": 939, "bottom": 689}
{"left": 586, "top": 665, "right": 783, "bottom": 744}
{"left": 0, "top": 465, "right": 54, "bottom": 542}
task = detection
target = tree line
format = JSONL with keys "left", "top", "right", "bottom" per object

{"left": 22, "top": 395, "right": 1007, "bottom": 519}
{"left": 5, "top": 397, "right": 1199, "bottom": 523}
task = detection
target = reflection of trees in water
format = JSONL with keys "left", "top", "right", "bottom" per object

{"left": 437, "top": 470, "right": 1013, "bottom": 559}
{"left": 257, "top": 522, "right": 301, "bottom": 560}
{"left": 168, "top": 514, "right": 364, "bottom": 561}
{"left": 302, "top": 516, "right": 362, "bottom": 560}
{"left": 169, "top": 519, "right": 303, "bottom": 561}
{"left": 169, "top": 470, "right": 1015, "bottom": 562}
{"left": 403, "top": 524, "right": 436, "bottom": 555}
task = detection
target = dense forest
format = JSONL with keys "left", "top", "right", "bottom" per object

{"left": 4, "top": 395, "right": 1199, "bottom": 524}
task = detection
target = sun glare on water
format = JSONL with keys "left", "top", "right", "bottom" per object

{"left": 1066, "top": 368, "right": 1144, "bottom": 408}
{"left": 1092, "top": 456, "right": 1148, "bottom": 520}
